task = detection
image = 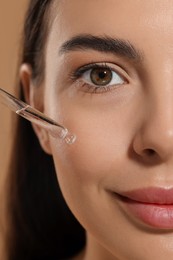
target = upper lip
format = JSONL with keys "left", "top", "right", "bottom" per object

{"left": 116, "top": 187, "right": 173, "bottom": 205}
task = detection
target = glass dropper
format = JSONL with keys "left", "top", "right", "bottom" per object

{"left": 0, "top": 88, "right": 76, "bottom": 144}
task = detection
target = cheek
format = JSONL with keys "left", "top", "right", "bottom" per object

{"left": 50, "top": 117, "right": 128, "bottom": 186}
{"left": 49, "top": 112, "right": 130, "bottom": 215}
{"left": 47, "top": 90, "right": 138, "bottom": 201}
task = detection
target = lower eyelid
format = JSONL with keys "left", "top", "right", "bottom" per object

{"left": 74, "top": 80, "right": 126, "bottom": 94}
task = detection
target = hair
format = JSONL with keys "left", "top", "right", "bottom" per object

{"left": 5, "top": 1, "right": 85, "bottom": 259}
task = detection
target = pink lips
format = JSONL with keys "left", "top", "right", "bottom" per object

{"left": 117, "top": 187, "right": 173, "bottom": 229}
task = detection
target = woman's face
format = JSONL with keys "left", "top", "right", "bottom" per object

{"left": 40, "top": 0, "right": 173, "bottom": 259}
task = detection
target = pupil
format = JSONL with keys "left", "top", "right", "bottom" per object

{"left": 99, "top": 71, "right": 106, "bottom": 79}
{"left": 91, "top": 68, "right": 112, "bottom": 86}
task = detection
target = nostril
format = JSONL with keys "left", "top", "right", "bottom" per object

{"left": 144, "top": 149, "right": 156, "bottom": 156}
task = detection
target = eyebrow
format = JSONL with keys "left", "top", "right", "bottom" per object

{"left": 59, "top": 34, "right": 143, "bottom": 61}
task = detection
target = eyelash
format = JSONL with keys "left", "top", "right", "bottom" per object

{"left": 70, "top": 63, "right": 128, "bottom": 93}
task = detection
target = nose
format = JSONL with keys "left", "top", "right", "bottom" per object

{"left": 133, "top": 92, "right": 173, "bottom": 164}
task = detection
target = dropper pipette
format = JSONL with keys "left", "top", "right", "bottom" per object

{"left": 0, "top": 87, "right": 76, "bottom": 144}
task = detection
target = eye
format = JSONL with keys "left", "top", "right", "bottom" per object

{"left": 72, "top": 63, "right": 127, "bottom": 93}
{"left": 84, "top": 66, "right": 124, "bottom": 86}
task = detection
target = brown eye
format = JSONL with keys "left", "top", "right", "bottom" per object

{"left": 90, "top": 68, "right": 113, "bottom": 86}
{"left": 77, "top": 63, "right": 125, "bottom": 89}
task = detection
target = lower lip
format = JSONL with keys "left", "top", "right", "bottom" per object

{"left": 118, "top": 195, "right": 173, "bottom": 229}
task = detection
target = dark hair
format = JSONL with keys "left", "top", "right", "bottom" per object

{"left": 6, "top": 1, "right": 85, "bottom": 259}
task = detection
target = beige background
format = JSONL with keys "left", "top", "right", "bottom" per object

{"left": 0, "top": 2, "right": 29, "bottom": 257}
{"left": 0, "top": 1, "right": 28, "bottom": 177}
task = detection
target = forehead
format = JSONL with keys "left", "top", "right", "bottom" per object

{"left": 50, "top": 0, "right": 173, "bottom": 34}
{"left": 47, "top": 0, "right": 173, "bottom": 59}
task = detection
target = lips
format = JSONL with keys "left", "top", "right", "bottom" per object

{"left": 121, "top": 187, "right": 173, "bottom": 204}
{"left": 113, "top": 187, "right": 173, "bottom": 229}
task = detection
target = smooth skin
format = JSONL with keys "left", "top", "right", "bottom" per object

{"left": 21, "top": 1, "right": 173, "bottom": 259}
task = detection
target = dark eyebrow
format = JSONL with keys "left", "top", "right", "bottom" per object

{"left": 59, "top": 34, "right": 143, "bottom": 61}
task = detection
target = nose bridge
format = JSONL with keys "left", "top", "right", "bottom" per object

{"left": 147, "top": 63, "right": 173, "bottom": 134}
{"left": 134, "top": 66, "right": 173, "bottom": 162}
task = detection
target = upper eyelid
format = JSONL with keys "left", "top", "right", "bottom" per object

{"left": 74, "top": 63, "right": 110, "bottom": 77}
